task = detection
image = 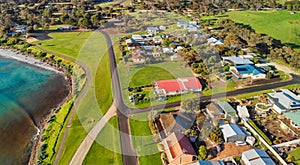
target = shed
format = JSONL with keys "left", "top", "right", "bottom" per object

{"left": 220, "top": 124, "right": 246, "bottom": 143}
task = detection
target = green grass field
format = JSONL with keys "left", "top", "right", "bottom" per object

{"left": 27, "top": 32, "right": 107, "bottom": 165}
{"left": 289, "top": 147, "right": 300, "bottom": 164}
{"left": 130, "top": 66, "right": 175, "bottom": 87}
{"left": 224, "top": 10, "right": 300, "bottom": 51}
{"left": 119, "top": 61, "right": 193, "bottom": 89}
{"left": 83, "top": 116, "right": 122, "bottom": 165}
{"left": 130, "top": 112, "right": 162, "bottom": 165}
{"left": 35, "top": 32, "right": 93, "bottom": 58}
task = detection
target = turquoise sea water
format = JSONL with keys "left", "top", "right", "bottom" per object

{"left": 0, "top": 56, "right": 69, "bottom": 164}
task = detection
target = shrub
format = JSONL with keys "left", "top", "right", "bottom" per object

{"left": 247, "top": 120, "right": 272, "bottom": 145}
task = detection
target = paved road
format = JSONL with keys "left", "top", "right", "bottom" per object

{"left": 69, "top": 105, "right": 117, "bottom": 165}
{"left": 130, "top": 74, "right": 300, "bottom": 114}
{"left": 101, "top": 31, "right": 139, "bottom": 165}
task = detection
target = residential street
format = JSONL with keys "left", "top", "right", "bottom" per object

{"left": 68, "top": 30, "right": 300, "bottom": 165}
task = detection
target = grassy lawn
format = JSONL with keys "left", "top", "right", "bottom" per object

{"left": 56, "top": 32, "right": 114, "bottom": 164}
{"left": 203, "top": 80, "right": 237, "bottom": 96}
{"left": 289, "top": 147, "right": 300, "bottom": 164}
{"left": 119, "top": 61, "right": 193, "bottom": 89}
{"left": 35, "top": 32, "right": 93, "bottom": 58}
{"left": 118, "top": 61, "right": 197, "bottom": 108}
{"left": 130, "top": 66, "right": 175, "bottom": 87}
{"left": 224, "top": 10, "right": 300, "bottom": 51}
{"left": 130, "top": 112, "right": 162, "bottom": 165}
{"left": 83, "top": 116, "right": 122, "bottom": 165}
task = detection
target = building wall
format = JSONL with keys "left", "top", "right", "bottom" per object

{"left": 227, "top": 135, "right": 246, "bottom": 143}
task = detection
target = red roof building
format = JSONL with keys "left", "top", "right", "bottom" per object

{"left": 161, "top": 132, "right": 197, "bottom": 165}
{"left": 154, "top": 77, "right": 202, "bottom": 96}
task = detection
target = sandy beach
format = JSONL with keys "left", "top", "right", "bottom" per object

{"left": 0, "top": 48, "right": 63, "bottom": 74}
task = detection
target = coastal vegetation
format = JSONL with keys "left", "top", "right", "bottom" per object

{"left": 37, "top": 99, "right": 74, "bottom": 165}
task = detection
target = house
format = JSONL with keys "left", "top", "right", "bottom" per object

{"left": 158, "top": 112, "right": 196, "bottom": 136}
{"left": 162, "top": 47, "right": 174, "bottom": 54}
{"left": 131, "top": 53, "right": 145, "bottom": 64}
{"left": 131, "top": 34, "right": 144, "bottom": 43}
{"left": 147, "top": 27, "right": 159, "bottom": 35}
{"left": 241, "top": 149, "right": 276, "bottom": 165}
{"left": 237, "top": 105, "right": 250, "bottom": 119}
{"left": 222, "top": 56, "right": 254, "bottom": 66}
{"left": 220, "top": 124, "right": 246, "bottom": 143}
{"left": 153, "top": 36, "right": 162, "bottom": 44}
{"left": 211, "top": 40, "right": 223, "bottom": 46}
{"left": 218, "top": 102, "right": 237, "bottom": 120}
{"left": 284, "top": 110, "right": 300, "bottom": 129}
{"left": 206, "top": 102, "right": 225, "bottom": 120}
{"left": 188, "top": 160, "right": 225, "bottom": 165}
{"left": 177, "top": 21, "right": 200, "bottom": 32}
{"left": 127, "top": 43, "right": 140, "bottom": 50}
{"left": 152, "top": 51, "right": 161, "bottom": 57}
{"left": 154, "top": 77, "right": 202, "bottom": 96}
{"left": 207, "top": 37, "right": 218, "bottom": 44}
{"left": 267, "top": 89, "right": 300, "bottom": 114}
{"left": 160, "top": 132, "right": 197, "bottom": 165}
{"left": 230, "top": 64, "right": 266, "bottom": 79}
{"left": 159, "top": 25, "right": 167, "bottom": 31}
{"left": 14, "top": 24, "right": 27, "bottom": 34}
{"left": 170, "top": 54, "right": 179, "bottom": 61}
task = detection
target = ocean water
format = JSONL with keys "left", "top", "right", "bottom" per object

{"left": 0, "top": 56, "right": 69, "bottom": 164}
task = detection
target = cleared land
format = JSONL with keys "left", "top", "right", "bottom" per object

{"left": 83, "top": 116, "right": 122, "bottom": 165}
{"left": 225, "top": 10, "right": 300, "bottom": 51}
{"left": 130, "top": 112, "right": 162, "bottom": 165}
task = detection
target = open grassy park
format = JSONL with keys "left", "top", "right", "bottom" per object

{"left": 216, "top": 10, "right": 300, "bottom": 51}
{"left": 83, "top": 116, "right": 122, "bottom": 165}
{"left": 35, "top": 32, "right": 93, "bottom": 58}
{"left": 34, "top": 31, "right": 116, "bottom": 164}
{"left": 130, "top": 112, "right": 162, "bottom": 165}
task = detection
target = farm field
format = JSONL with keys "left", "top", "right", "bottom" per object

{"left": 225, "top": 10, "right": 300, "bottom": 51}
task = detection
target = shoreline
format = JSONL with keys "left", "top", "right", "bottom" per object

{"left": 0, "top": 48, "right": 73, "bottom": 165}
{"left": 0, "top": 48, "right": 64, "bottom": 75}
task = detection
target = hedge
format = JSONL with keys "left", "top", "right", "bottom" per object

{"left": 247, "top": 119, "right": 272, "bottom": 145}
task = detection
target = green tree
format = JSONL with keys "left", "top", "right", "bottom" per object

{"left": 198, "top": 145, "right": 208, "bottom": 160}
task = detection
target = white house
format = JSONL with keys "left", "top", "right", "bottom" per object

{"left": 147, "top": 27, "right": 159, "bottom": 35}
{"left": 267, "top": 89, "right": 300, "bottom": 114}
{"left": 162, "top": 47, "right": 174, "bottom": 54}
{"left": 230, "top": 64, "right": 266, "bottom": 80}
{"left": 241, "top": 149, "right": 275, "bottom": 165}
{"left": 237, "top": 105, "right": 250, "bottom": 119}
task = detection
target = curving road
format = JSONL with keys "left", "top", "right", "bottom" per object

{"left": 67, "top": 28, "right": 300, "bottom": 165}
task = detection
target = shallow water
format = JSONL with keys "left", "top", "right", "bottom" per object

{"left": 0, "top": 56, "right": 69, "bottom": 164}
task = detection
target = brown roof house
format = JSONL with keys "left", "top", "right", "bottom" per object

{"left": 160, "top": 132, "right": 197, "bottom": 165}
{"left": 159, "top": 112, "right": 196, "bottom": 138}
{"left": 131, "top": 53, "right": 146, "bottom": 64}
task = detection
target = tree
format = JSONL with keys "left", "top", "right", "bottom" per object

{"left": 198, "top": 145, "right": 208, "bottom": 160}
{"left": 223, "top": 65, "right": 230, "bottom": 72}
